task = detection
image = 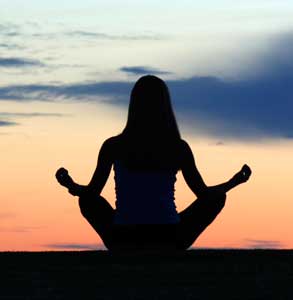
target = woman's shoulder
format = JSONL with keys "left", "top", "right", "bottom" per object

{"left": 102, "top": 135, "right": 121, "bottom": 146}
{"left": 177, "top": 139, "right": 195, "bottom": 165}
{"left": 179, "top": 138, "right": 191, "bottom": 152}
{"left": 100, "top": 134, "right": 123, "bottom": 156}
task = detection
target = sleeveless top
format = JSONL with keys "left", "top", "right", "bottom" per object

{"left": 113, "top": 161, "right": 180, "bottom": 224}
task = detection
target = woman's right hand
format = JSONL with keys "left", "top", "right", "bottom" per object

{"left": 55, "top": 167, "right": 74, "bottom": 188}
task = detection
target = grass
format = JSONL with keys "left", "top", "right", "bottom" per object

{"left": 1, "top": 250, "right": 293, "bottom": 299}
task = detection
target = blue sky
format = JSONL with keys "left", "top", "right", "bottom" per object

{"left": 1, "top": 0, "right": 293, "bottom": 81}
{"left": 1, "top": 0, "right": 293, "bottom": 139}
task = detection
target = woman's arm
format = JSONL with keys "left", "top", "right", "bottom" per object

{"left": 86, "top": 138, "right": 114, "bottom": 195}
{"left": 55, "top": 167, "right": 85, "bottom": 196}
{"left": 180, "top": 140, "right": 252, "bottom": 197}
{"left": 180, "top": 140, "right": 208, "bottom": 198}
{"left": 55, "top": 138, "right": 115, "bottom": 197}
{"left": 208, "top": 164, "right": 252, "bottom": 194}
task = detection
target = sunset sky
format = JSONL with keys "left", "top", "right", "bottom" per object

{"left": 1, "top": 0, "right": 293, "bottom": 251}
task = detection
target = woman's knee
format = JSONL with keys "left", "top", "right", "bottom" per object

{"left": 78, "top": 194, "right": 94, "bottom": 218}
{"left": 79, "top": 194, "right": 114, "bottom": 219}
{"left": 204, "top": 190, "right": 226, "bottom": 210}
{"left": 214, "top": 191, "right": 226, "bottom": 209}
{"left": 217, "top": 191, "right": 226, "bottom": 203}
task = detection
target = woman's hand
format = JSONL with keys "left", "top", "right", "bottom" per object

{"left": 201, "top": 164, "right": 252, "bottom": 195}
{"left": 231, "top": 164, "right": 252, "bottom": 186}
{"left": 55, "top": 167, "right": 74, "bottom": 188}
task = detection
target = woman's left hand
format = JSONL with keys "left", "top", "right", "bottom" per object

{"left": 231, "top": 164, "right": 252, "bottom": 185}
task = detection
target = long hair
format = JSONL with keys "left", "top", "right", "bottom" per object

{"left": 123, "top": 75, "right": 180, "bottom": 139}
{"left": 120, "top": 75, "right": 181, "bottom": 170}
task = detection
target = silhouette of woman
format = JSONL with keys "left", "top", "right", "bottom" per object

{"left": 55, "top": 75, "right": 251, "bottom": 251}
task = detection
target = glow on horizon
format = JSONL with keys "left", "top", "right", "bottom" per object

{"left": 1, "top": 98, "right": 293, "bottom": 251}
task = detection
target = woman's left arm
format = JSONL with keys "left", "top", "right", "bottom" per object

{"left": 209, "top": 164, "right": 252, "bottom": 194}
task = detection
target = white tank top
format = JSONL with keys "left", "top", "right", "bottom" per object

{"left": 113, "top": 161, "right": 180, "bottom": 224}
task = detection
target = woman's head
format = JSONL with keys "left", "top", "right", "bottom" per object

{"left": 123, "top": 75, "right": 180, "bottom": 140}
{"left": 120, "top": 75, "right": 181, "bottom": 170}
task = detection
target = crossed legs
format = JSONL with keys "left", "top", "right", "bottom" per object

{"left": 79, "top": 193, "right": 115, "bottom": 250}
{"left": 78, "top": 191, "right": 226, "bottom": 251}
{"left": 176, "top": 191, "right": 226, "bottom": 250}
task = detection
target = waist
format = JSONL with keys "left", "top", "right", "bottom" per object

{"left": 114, "top": 194, "right": 179, "bottom": 224}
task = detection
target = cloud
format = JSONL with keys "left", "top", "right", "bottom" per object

{"left": 0, "top": 81, "right": 131, "bottom": 101}
{"left": 0, "top": 22, "right": 164, "bottom": 41}
{"left": 0, "top": 112, "right": 68, "bottom": 127}
{"left": 0, "top": 43, "right": 22, "bottom": 50}
{"left": 120, "top": 66, "right": 171, "bottom": 76}
{"left": 0, "top": 43, "right": 10, "bottom": 48}
{"left": 65, "top": 31, "right": 116, "bottom": 38}
{"left": 0, "top": 57, "right": 44, "bottom": 68}
{"left": 208, "top": 141, "right": 225, "bottom": 146}
{"left": 64, "top": 31, "right": 164, "bottom": 41}
{"left": 0, "top": 226, "right": 43, "bottom": 233}
{"left": 44, "top": 243, "right": 103, "bottom": 250}
{"left": 0, "top": 120, "right": 18, "bottom": 127}
{"left": 27, "top": 30, "right": 164, "bottom": 42}
{"left": 244, "top": 239, "right": 283, "bottom": 249}
{"left": 0, "top": 23, "right": 21, "bottom": 37}
{"left": 0, "top": 32, "right": 292, "bottom": 140}
{"left": 167, "top": 75, "right": 293, "bottom": 139}
{"left": 0, "top": 112, "right": 66, "bottom": 118}
{"left": 0, "top": 72, "right": 291, "bottom": 139}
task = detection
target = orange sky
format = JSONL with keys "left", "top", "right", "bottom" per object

{"left": 1, "top": 0, "right": 293, "bottom": 251}
{"left": 1, "top": 100, "right": 292, "bottom": 251}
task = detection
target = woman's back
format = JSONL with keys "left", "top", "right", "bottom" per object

{"left": 109, "top": 134, "right": 182, "bottom": 224}
{"left": 113, "top": 160, "right": 179, "bottom": 224}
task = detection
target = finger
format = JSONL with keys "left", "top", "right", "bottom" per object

{"left": 245, "top": 166, "right": 252, "bottom": 177}
{"left": 244, "top": 164, "right": 251, "bottom": 172}
{"left": 55, "top": 170, "right": 62, "bottom": 178}
{"left": 242, "top": 164, "right": 252, "bottom": 175}
{"left": 56, "top": 168, "right": 68, "bottom": 176}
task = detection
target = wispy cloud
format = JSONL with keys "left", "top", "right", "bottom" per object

{"left": 0, "top": 81, "right": 131, "bottom": 101}
{"left": 44, "top": 243, "right": 103, "bottom": 250}
{"left": 244, "top": 239, "right": 283, "bottom": 249}
{"left": 120, "top": 66, "right": 171, "bottom": 76}
{"left": 0, "top": 23, "right": 21, "bottom": 37}
{"left": 0, "top": 20, "right": 165, "bottom": 42}
{"left": 0, "top": 112, "right": 66, "bottom": 118}
{"left": 0, "top": 226, "right": 43, "bottom": 233}
{"left": 0, "top": 43, "right": 22, "bottom": 50}
{"left": 0, "top": 57, "right": 44, "bottom": 68}
{"left": 64, "top": 30, "right": 164, "bottom": 41}
{"left": 0, "top": 112, "right": 68, "bottom": 127}
{"left": 64, "top": 31, "right": 117, "bottom": 39}
{"left": 0, "top": 120, "right": 18, "bottom": 127}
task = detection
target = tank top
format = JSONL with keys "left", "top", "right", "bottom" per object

{"left": 113, "top": 161, "right": 180, "bottom": 224}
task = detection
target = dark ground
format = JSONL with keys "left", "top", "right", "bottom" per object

{"left": 1, "top": 250, "right": 293, "bottom": 299}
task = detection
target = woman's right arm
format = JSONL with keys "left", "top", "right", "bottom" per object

{"left": 55, "top": 168, "right": 87, "bottom": 196}
{"left": 55, "top": 137, "right": 115, "bottom": 197}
